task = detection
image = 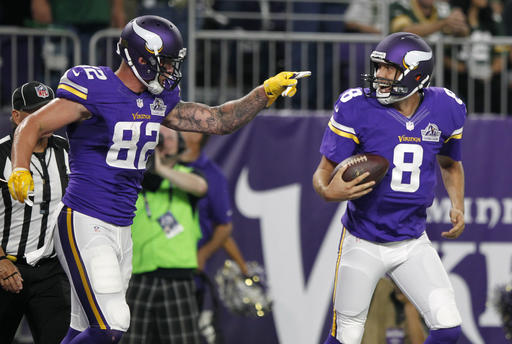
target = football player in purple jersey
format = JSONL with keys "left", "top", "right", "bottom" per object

{"left": 7, "top": 15, "right": 308, "bottom": 344}
{"left": 313, "top": 32, "right": 466, "bottom": 344}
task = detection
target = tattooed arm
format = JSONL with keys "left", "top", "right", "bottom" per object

{"left": 162, "top": 86, "right": 267, "bottom": 135}
{"left": 162, "top": 71, "right": 309, "bottom": 134}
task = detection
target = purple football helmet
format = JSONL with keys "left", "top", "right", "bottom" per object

{"left": 117, "top": 15, "right": 186, "bottom": 94}
{"left": 362, "top": 32, "right": 434, "bottom": 104}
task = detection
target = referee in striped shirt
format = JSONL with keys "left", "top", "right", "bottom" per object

{"left": 0, "top": 81, "right": 71, "bottom": 344}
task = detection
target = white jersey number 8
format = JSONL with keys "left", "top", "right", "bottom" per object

{"left": 106, "top": 121, "right": 160, "bottom": 169}
{"left": 390, "top": 143, "right": 423, "bottom": 193}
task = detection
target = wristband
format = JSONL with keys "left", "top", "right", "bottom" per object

{"left": 0, "top": 256, "right": 7, "bottom": 261}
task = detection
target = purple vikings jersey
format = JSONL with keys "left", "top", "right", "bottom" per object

{"left": 56, "top": 65, "right": 180, "bottom": 226}
{"left": 320, "top": 87, "right": 466, "bottom": 242}
{"left": 187, "top": 154, "right": 233, "bottom": 248}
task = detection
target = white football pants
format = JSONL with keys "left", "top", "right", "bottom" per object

{"left": 330, "top": 228, "right": 461, "bottom": 344}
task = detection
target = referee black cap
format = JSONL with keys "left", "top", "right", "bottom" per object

{"left": 12, "top": 81, "right": 55, "bottom": 112}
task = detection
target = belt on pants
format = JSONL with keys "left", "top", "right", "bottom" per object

{"left": 6, "top": 255, "right": 56, "bottom": 266}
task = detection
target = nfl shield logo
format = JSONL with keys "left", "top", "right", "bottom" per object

{"left": 35, "top": 85, "right": 49, "bottom": 98}
{"left": 137, "top": 98, "right": 143, "bottom": 108}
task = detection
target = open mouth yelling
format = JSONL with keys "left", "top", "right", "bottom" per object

{"left": 374, "top": 78, "right": 394, "bottom": 93}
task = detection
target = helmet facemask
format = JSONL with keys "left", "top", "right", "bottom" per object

{"left": 366, "top": 62, "right": 407, "bottom": 105}
{"left": 144, "top": 49, "right": 187, "bottom": 94}
{"left": 117, "top": 39, "right": 186, "bottom": 95}
{"left": 363, "top": 53, "right": 421, "bottom": 105}
{"left": 362, "top": 33, "right": 433, "bottom": 105}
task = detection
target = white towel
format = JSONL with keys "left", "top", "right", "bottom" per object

{"left": 25, "top": 202, "right": 64, "bottom": 266}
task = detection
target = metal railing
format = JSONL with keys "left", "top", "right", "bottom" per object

{"left": 2, "top": 8, "right": 512, "bottom": 116}
{"left": 430, "top": 35, "right": 512, "bottom": 116}
{"left": 186, "top": 0, "right": 510, "bottom": 116}
{"left": 187, "top": 30, "right": 512, "bottom": 116}
{"left": 187, "top": 30, "right": 382, "bottom": 109}
{"left": 0, "top": 26, "right": 80, "bottom": 111}
{"left": 79, "top": 27, "right": 512, "bottom": 116}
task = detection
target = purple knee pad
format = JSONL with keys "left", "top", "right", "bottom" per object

{"left": 323, "top": 335, "right": 342, "bottom": 344}
{"left": 425, "top": 326, "right": 462, "bottom": 344}
{"left": 67, "top": 328, "right": 124, "bottom": 344}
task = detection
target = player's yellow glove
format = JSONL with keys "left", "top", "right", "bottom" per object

{"left": 263, "top": 71, "right": 311, "bottom": 107}
{"left": 8, "top": 168, "right": 34, "bottom": 204}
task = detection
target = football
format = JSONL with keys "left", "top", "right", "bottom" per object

{"left": 330, "top": 153, "right": 389, "bottom": 185}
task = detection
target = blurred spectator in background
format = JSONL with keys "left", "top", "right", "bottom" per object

{"left": 137, "top": 0, "right": 201, "bottom": 101}
{"left": 497, "top": 0, "right": 512, "bottom": 96}
{"left": 0, "top": 0, "right": 32, "bottom": 26}
{"left": 138, "top": 0, "right": 220, "bottom": 100}
{"left": 344, "top": 0, "right": 384, "bottom": 34}
{"left": 197, "top": 0, "right": 288, "bottom": 104}
{"left": 31, "top": 0, "right": 125, "bottom": 30}
{"left": 123, "top": 127, "right": 207, "bottom": 344}
{"left": 447, "top": 0, "right": 508, "bottom": 113}
{"left": 362, "top": 278, "right": 427, "bottom": 344}
{"left": 341, "top": 0, "right": 384, "bottom": 97}
{"left": 389, "top": 0, "right": 469, "bottom": 38}
{"left": 489, "top": 0, "right": 504, "bottom": 27}
{"left": 504, "top": 0, "right": 512, "bottom": 35}
{"left": 30, "top": 0, "right": 126, "bottom": 64}
{"left": 0, "top": 1, "right": 46, "bottom": 110}
{"left": 292, "top": 2, "right": 347, "bottom": 109}
{"left": 206, "top": 0, "right": 274, "bottom": 31}
{"left": 123, "top": 0, "right": 137, "bottom": 22}
{"left": 137, "top": 0, "right": 191, "bottom": 54}
{"left": 292, "top": 2, "right": 347, "bottom": 33}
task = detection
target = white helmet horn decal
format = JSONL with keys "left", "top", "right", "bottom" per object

{"left": 403, "top": 50, "right": 432, "bottom": 70}
{"left": 133, "top": 20, "right": 163, "bottom": 54}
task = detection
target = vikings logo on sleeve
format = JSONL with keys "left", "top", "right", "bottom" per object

{"left": 57, "top": 65, "right": 110, "bottom": 114}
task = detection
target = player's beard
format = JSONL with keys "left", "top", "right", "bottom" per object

{"left": 374, "top": 80, "right": 393, "bottom": 104}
